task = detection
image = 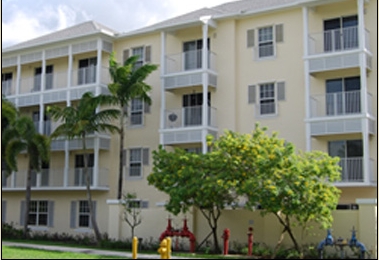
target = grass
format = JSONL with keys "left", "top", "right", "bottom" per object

{"left": 1, "top": 246, "right": 126, "bottom": 259}
{"left": 2, "top": 240, "right": 250, "bottom": 259}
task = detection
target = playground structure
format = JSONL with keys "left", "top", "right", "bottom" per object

{"left": 159, "top": 217, "right": 196, "bottom": 253}
{"left": 317, "top": 227, "right": 367, "bottom": 259}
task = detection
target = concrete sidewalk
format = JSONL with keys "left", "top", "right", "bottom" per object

{"left": 2, "top": 241, "right": 195, "bottom": 259}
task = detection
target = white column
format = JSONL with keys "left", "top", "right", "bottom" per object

{"left": 357, "top": 0, "right": 370, "bottom": 184}
{"left": 160, "top": 31, "right": 167, "bottom": 145}
{"left": 64, "top": 45, "right": 73, "bottom": 187}
{"left": 96, "top": 39, "right": 102, "bottom": 90}
{"left": 39, "top": 51, "right": 46, "bottom": 134}
{"left": 302, "top": 7, "right": 312, "bottom": 152}
{"left": 15, "top": 55, "right": 21, "bottom": 107}
{"left": 201, "top": 19, "right": 209, "bottom": 154}
{"left": 93, "top": 39, "right": 103, "bottom": 186}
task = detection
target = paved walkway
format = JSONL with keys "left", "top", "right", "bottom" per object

{"left": 2, "top": 241, "right": 195, "bottom": 259}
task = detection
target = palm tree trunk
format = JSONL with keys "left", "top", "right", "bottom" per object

{"left": 23, "top": 163, "right": 32, "bottom": 238}
{"left": 117, "top": 113, "right": 125, "bottom": 199}
{"left": 82, "top": 134, "right": 102, "bottom": 244}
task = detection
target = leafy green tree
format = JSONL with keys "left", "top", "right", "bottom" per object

{"left": 208, "top": 124, "right": 341, "bottom": 256}
{"left": 108, "top": 52, "right": 158, "bottom": 199}
{"left": 121, "top": 192, "right": 142, "bottom": 240}
{"left": 147, "top": 147, "right": 238, "bottom": 253}
{"left": 3, "top": 115, "right": 50, "bottom": 237}
{"left": 47, "top": 92, "right": 120, "bottom": 244}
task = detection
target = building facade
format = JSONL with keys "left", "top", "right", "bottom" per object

{"left": 2, "top": 0, "right": 377, "bottom": 254}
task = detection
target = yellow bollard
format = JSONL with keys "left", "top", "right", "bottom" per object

{"left": 158, "top": 238, "right": 168, "bottom": 259}
{"left": 132, "top": 236, "right": 138, "bottom": 259}
{"left": 166, "top": 237, "right": 171, "bottom": 259}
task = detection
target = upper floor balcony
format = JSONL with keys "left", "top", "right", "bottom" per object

{"left": 2, "top": 167, "right": 109, "bottom": 191}
{"left": 334, "top": 157, "right": 376, "bottom": 187}
{"left": 307, "top": 26, "right": 372, "bottom": 73}
{"left": 161, "top": 105, "right": 218, "bottom": 145}
{"left": 309, "top": 90, "right": 375, "bottom": 136}
{"left": 3, "top": 66, "right": 111, "bottom": 107}
{"left": 163, "top": 50, "right": 217, "bottom": 90}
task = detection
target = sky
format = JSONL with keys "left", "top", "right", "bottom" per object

{"left": 2, "top": 0, "right": 236, "bottom": 49}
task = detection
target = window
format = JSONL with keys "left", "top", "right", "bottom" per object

{"left": 328, "top": 140, "right": 363, "bottom": 182}
{"left": 78, "top": 57, "right": 97, "bottom": 85}
{"left": 70, "top": 200, "right": 96, "bottom": 229}
{"left": 182, "top": 93, "right": 211, "bottom": 126}
{"left": 324, "top": 15, "right": 358, "bottom": 52}
{"left": 132, "top": 47, "right": 144, "bottom": 69}
{"left": 183, "top": 39, "right": 210, "bottom": 70}
{"left": 248, "top": 82, "right": 285, "bottom": 116}
{"left": 247, "top": 24, "right": 283, "bottom": 59}
{"left": 130, "top": 98, "right": 144, "bottom": 126}
{"left": 78, "top": 201, "right": 90, "bottom": 227}
{"left": 28, "top": 201, "right": 48, "bottom": 226}
{"left": 32, "top": 111, "right": 51, "bottom": 135}
{"left": 124, "top": 46, "right": 152, "bottom": 67}
{"left": 34, "top": 65, "right": 53, "bottom": 91}
{"left": 326, "top": 76, "right": 360, "bottom": 115}
{"left": 259, "top": 83, "right": 276, "bottom": 115}
{"left": 127, "top": 148, "right": 149, "bottom": 178}
{"left": 1, "top": 72, "right": 12, "bottom": 96}
{"left": 30, "top": 162, "right": 49, "bottom": 187}
{"left": 19, "top": 200, "right": 54, "bottom": 227}
{"left": 75, "top": 154, "right": 94, "bottom": 186}
{"left": 258, "top": 27, "right": 274, "bottom": 58}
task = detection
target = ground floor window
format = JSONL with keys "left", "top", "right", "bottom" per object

{"left": 28, "top": 201, "right": 48, "bottom": 226}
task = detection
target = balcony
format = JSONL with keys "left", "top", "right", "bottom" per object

{"left": 7, "top": 66, "right": 111, "bottom": 107}
{"left": 334, "top": 157, "right": 376, "bottom": 186}
{"left": 163, "top": 50, "right": 217, "bottom": 90}
{"left": 307, "top": 27, "right": 372, "bottom": 73}
{"left": 161, "top": 106, "right": 218, "bottom": 145}
{"left": 2, "top": 167, "right": 109, "bottom": 191}
{"left": 309, "top": 91, "right": 375, "bottom": 136}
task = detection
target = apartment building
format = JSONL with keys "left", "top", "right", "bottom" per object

{"left": 2, "top": 0, "right": 377, "bottom": 253}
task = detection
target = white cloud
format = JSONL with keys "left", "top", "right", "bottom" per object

{"left": 2, "top": 0, "right": 234, "bottom": 49}
{"left": 2, "top": 11, "right": 50, "bottom": 47}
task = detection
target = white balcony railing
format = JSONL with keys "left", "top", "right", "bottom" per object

{"left": 310, "top": 91, "right": 372, "bottom": 118}
{"left": 165, "top": 50, "right": 217, "bottom": 74}
{"left": 308, "top": 26, "right": 370, "bottom": 55}
{"left": 2, "top": 168, "right": 109, "bottom": 189}
{"left": 337, "top": 157, "right": 363, "bottom": 183}
{"left": 164, "top": 106, "right": 217, "bottom": 129}
{"left": 2, "top": 80, "right": 15, "bottom": 96}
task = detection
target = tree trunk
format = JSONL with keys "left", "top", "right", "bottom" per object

{"left": 117, "top": 113, "right": 125, "bottom": 199}
{"left": 274, "top": 212, "right": 301, "bottom": 255}
{"left": 23, "top": 161, "right": 32, "bottom": 238}
{"left": 82, "top": 134, "right": 102, "bottom": 244}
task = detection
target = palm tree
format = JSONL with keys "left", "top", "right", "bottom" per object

{"left": 108, "top": 52, "right": 158, "bottom": 199}
{"left": 47, "top": 91, "right": 120, "bottom": 243}
{"left": 2, "top": 95, "right": 18, "bottom": 171}
{"left": 3, "top": 115, "right": 50, "bottom": 237}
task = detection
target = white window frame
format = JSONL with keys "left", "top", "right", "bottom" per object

{"left": 130, "top": 98, "right": 144, "bottom": 126}
{"left": 259, "top": 83, "right": 276, "bottom": 116}
{"left": 132, "top": 46, "right": 144, "bottom": 69}
{"left": 78, "top": 200, "right": 91, "bottom": 228}
{"left": 28, "top": 200, "right": 49, "bottom": 227}
{"left": 128, "top": 148, "right": 142, "bottom": 178}
{"left": 258, "top": 26, "right": 275, "bottom": 59}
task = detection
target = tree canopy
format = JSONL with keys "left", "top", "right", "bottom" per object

{"left": 148, "top": 124, "right": 341, "bottom": 255}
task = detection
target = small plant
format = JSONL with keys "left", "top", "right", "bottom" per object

{"left": 2, "top": 222, "right": 25, "bottom": 239}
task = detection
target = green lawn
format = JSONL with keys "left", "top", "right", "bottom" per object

{"left": 1, "top": 246, "right": 126, "bottom": 259}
